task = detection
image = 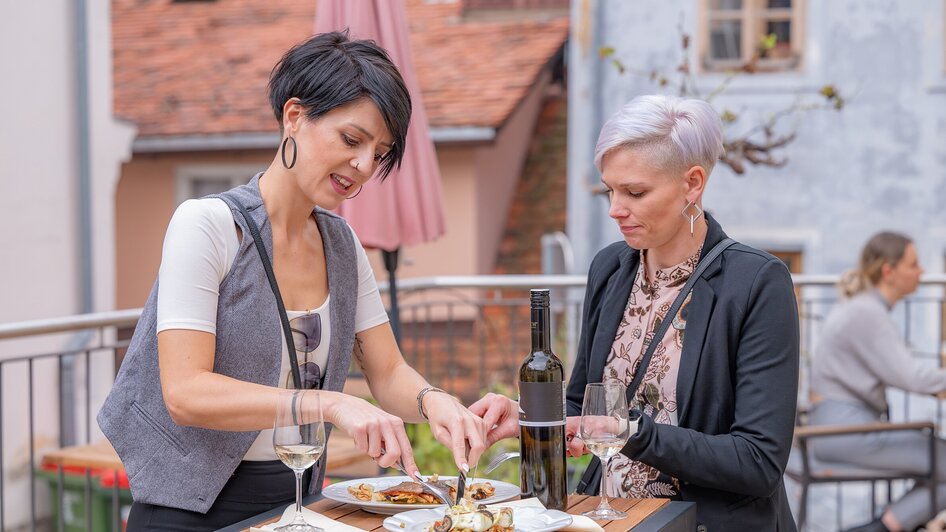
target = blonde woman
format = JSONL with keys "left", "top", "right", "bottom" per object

{"left": 810, "top": 232, "right": 946, "bottom": 532}
{"left": 473, "top": 95, "right": 800, "bottom": 531}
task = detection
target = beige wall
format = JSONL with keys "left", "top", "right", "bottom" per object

{"left": 115, "top": 152, "right": 270, "bottom": 309}
{"left": 364, "top": 146, "right": 478, "bottom": 279}
{"left": 473, "top": 69, "right": 552, "bottom": 274}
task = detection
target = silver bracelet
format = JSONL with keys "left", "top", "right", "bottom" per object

{"left": 291, "top": 390, "right": 302, "bottom": 426}
{"left": 416, "top": 386, "right": 448, "bottom": 420}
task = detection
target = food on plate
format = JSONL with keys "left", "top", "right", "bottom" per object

{"left": 373, "top": 478, "right": 450, "bottom": 505}
{"left": 427, "top": 499, "right": 514, "bottom": 532}
{"left": 346, "top": 481, "right": 375, "bottom": 502}
{"left": 346, "top": 476, "right": 496, "bottom": 505}
{"left": 463, "top": 481, "right": 496, "bottom": 501}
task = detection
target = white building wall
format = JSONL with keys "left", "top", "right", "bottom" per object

{"left": 569, "top": 1, "right": 946, "bottom": 529}
{"left": 0, "top": 1, "right": 134, "bottom": 528}
{"left": 569, "top": 0, "right": 946, "bottom": 276}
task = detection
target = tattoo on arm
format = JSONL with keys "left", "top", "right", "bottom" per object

{"left": 354, "top": 335, "right": 370, "bottom": 385}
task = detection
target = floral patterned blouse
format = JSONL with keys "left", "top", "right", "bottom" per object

{"left": 602, "top": 245, "right": 702, "bottom": 499}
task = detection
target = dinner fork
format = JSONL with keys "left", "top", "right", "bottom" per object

{"left": 482, "top": 451, "right": 520, "bottom": 475}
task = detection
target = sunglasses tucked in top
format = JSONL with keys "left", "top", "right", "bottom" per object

{"left": 287, "top": 309, "right": 327, "bottom": 390}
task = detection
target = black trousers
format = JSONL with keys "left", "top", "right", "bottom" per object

{"left": 126, "top": 460, "right": 311, "bottom": 531}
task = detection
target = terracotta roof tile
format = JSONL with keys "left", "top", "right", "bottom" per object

{"left": 113, "top": 0, "right": 568, "bottom": 137}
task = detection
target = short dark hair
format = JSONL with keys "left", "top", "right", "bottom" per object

{"left": 269, "top": 31, "right": 411, "bottom": 180}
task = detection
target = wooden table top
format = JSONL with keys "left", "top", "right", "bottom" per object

{"left": 40, "top": 437, "right": 367, "bottom": 472}
{"left": 42, "top": 441, "right": 124, "bottom": 470}
{"left": 242, "top": 495, "right": 670, "bottom": 531}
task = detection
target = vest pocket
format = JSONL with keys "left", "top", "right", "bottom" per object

{"left": 132, "top": 401, "right": 188, "bottom": 456}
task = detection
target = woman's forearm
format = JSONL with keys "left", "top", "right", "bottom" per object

{"left": 368, "top": 360, "right": 431, "bottom": 423}
{"left": 163, "top": 372, "right": 342, "bottom": 431}
{"left": 163, "top": 371, "right": 280, "bottom": 430}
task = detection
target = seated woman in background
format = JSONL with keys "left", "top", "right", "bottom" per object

{"left": 810, "top": 231, "right": 946, "bottom": 532}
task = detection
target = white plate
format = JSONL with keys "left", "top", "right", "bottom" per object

{"left": 322, "top": 476, "right": 519, "bottom": 515}
{"left": 382, "top": 506, "right": 573, "bottom": 532}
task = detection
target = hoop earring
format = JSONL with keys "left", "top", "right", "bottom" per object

{"left": 281, "top": 136, "right": 297, "bottom": 169}
{"left": 681, "top": 201, "right": 703, "bottom": 237}
{"left": 346, "top": 185, "right": 363, "bottom": 199}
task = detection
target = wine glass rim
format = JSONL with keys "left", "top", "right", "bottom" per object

{"left": 586, "top": 381, "right": 626, "bottom": 390}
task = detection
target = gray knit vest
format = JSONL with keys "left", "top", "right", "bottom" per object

{"left": 97, "top": 175, "right": 357, "bottom": 513}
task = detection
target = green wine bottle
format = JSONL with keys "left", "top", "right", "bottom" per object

{"left": 518, "top": 289, "right": 567, "bottom": 511}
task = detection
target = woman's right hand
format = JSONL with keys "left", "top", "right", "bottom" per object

{"left": 321, "top": 391, "right": 419, "bottom": 477}
{"left": 566, "top": 416, "right": 588, "bottom": 457}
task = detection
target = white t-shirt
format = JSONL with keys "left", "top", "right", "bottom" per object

{"left": 156, "top": 198, "right": 388, "bottom": 460}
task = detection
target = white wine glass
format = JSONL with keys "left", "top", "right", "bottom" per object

{"left": 273, "top": 391, "right": 326, "bottom": 532}
{"left": 579, "top": 382, "right": 632, "bottom": 521}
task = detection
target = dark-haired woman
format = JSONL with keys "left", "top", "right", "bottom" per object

{"left": 810, "top": 232, "right": 946, "bottom": 532}
{"left": 98, "top": 32, "right": 486, "bottom": 530}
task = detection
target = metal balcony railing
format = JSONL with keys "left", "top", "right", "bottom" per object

{"left": 1, "top": 274, "right": 945, "bottom": 531}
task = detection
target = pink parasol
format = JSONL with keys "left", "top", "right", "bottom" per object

{"left": 315, "top": 0, "right": 446, "bottom": 340}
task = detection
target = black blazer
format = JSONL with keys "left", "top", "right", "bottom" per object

{"left": 566, "top": 214, "right": 799, "bottom": 531}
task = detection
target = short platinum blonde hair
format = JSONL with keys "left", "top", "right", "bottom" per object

{"left": 594, "top": 95, "right": 725, "bottom": 177}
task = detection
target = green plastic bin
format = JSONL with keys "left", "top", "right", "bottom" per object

{"left": 36, "top": 465, "right": 132, "bottom": 532}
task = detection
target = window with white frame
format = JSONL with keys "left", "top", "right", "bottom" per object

{"left": 175, "top": 165, "right": 265, "bottom": 205}
{"left": 767, "top": 249, "right": 803, "bottom": 309}
{"left": 701, "top": 0, "right": 804, "bottom": 72}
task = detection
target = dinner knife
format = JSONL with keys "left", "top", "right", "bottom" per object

{"left": 455, "top": 441, "right": 470, "bottom": 505}
{"left": 455, "top": 467, "right": 466, "bottom": 505}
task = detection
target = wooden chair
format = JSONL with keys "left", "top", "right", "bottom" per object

{"left": 786, "top": 419, "right": 938, "bottom": 530}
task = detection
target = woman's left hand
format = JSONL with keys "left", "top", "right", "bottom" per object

{"left": 423, "top": 392, "right": 488, "bottom": 473}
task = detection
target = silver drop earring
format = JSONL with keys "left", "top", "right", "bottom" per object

{"left": 681, "top": 201, "right": 703, "bottom": 236}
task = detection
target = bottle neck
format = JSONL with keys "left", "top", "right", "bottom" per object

{"left": 530, "top": 304, "right": 551, "bottom": 352}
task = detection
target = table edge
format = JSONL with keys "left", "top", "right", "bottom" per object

{"left": 629, "top": 501, "right": 696, "bottom": 532}
{"left": 216, "top": 495, "right": 696, "bottom": 532}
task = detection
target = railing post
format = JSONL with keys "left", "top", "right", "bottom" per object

{"left": 113, "top": 470, "right": 120, "bottom": 532}
{"left": 930, "top": 426, "right": 937, "bottom": 523}
{"left": 57, "top": 465, "right": 64, "bottom": 532}
{"left": 0, "top": 362, "right": 4, "bottom": 532}
{"left": 29, "top": 359, "right": 36, "bottom": 531}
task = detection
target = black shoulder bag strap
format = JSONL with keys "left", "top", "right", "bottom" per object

{"left": 576, "top": 237, "right": 736, "bottom": 495}
{"left": 230, "top": 197, "right": 303, "bottom": 390}
{"left": 622, "top": 237, "right": 736, "bottom": 407}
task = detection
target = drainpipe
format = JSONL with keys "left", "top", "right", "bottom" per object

{"left": 590, "top": 0, "right": 606, "bottom": 256}
{"left": 61, "top": 0, "right": 94, "bottom": 447}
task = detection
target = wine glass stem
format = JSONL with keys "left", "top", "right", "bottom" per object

{"left": 292, "top": 470, "right": 305, "bottom": 524}
{"left": 598, "top": 457, "right": 612, "bottom": 511}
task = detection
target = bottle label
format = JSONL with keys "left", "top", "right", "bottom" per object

{"left": 518, "top": 381, "right": 566, "bottom": 427}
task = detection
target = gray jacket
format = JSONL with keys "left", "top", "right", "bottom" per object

{"left": 97, "top": 175, "right": 358, "bottom": 513}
